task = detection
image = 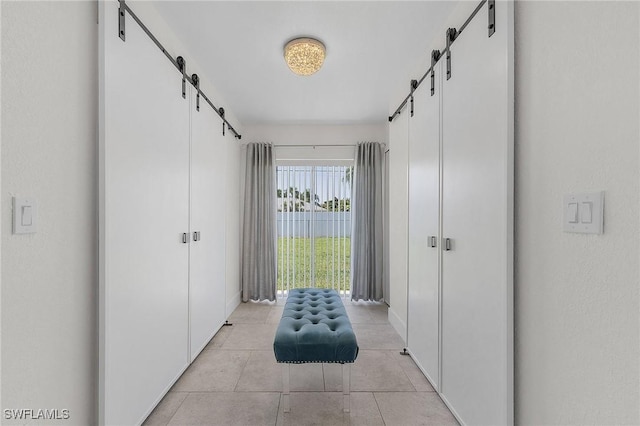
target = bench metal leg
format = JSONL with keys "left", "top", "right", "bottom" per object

{"left": 342, "top": 363, "right": 350, "bottom": 413}
{"left": 282, "top": 363, "right": 290, "bottom": 413}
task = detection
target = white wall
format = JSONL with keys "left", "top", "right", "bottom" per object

{"left": 0, "top": 0, "right": 4, "bottom": 415}
{"left": 243, "top": 123, "right": 386, "bottom": 168}
{"left": 0, "top": 1, "right": 3, "bottom": 416}
{"left": 1, "top": 2, "right": 98, "bottom": 423}
{"left": 243, "top": 123, "right": 387, "bottom": 146}
{"left": 515, "top": 2, "right": 639, "bottom": 424}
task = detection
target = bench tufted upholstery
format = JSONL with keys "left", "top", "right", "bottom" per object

{"left": 273, "top": 288, "right": 359, "bottom": 364}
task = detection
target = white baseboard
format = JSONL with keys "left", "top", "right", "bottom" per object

{"left": 388, "top": 307, "right": 407, "bottom": 345}
{"left": 226, "top": 291, "right": 241, "bottom": 318}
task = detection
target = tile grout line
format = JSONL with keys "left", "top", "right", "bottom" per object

{"left": 163, "top": 393, "right": 189, "bottom": 426}
{"left": 386, "top": 351, "right": 417, "bottom": 392}
{"left": 322, "top": 363, "right": 326, "bottom": 392}
{"left": 233, "top": 350, "right": 253, "bottom": 392}
{"left": 372, "top": 392, "right": 388, "bottom": 426}
{"left": 274, "top": 390, "right": 282, "bottom": 426}
{"left": 270, "top": 304, "right": 281, "bottom": 426}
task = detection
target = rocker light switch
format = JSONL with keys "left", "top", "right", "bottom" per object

{"left": 13, "top": 197, "right": 37, "bottom": 234}
{"left": 563, "top": 192, "right": 604, "bottom": 234}
{"left": 22, "top": 206, "right": 33, "bottom": 226}
{"left": 580, "top": 202, "right": 593, "bottom": 224}
{"left": 567, "top": 203, "right": 578, "bottom": 223}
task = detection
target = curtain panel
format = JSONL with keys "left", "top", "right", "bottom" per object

{"left": 351, "top": 141, "right": 384, "bottom": 301}
{"left": 241, "top": 142, "right": 277, "bottom": 302}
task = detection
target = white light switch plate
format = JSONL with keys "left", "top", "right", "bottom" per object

{"left": 563, "top": 192, "right": 604, "bottom": 234}
{"left": 13, "top": 197, "right": 37, "bottom": 234}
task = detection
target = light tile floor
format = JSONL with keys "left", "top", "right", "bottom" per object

{"left": 143, "top": 299, "right": 458, "bottom": 426}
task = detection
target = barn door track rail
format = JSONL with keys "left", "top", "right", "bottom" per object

{"left": 117, "top": 0, "right": 242, "bottom": 139}
{"left": 388, "top": 0, "right": 495, "bottom": 122}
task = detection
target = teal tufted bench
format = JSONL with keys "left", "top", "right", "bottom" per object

{"left": 273, "top": 288, "right": 359, "bottom": 413}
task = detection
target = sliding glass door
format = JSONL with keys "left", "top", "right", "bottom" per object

{"left": 276, "top": 166, "right": 352, "bottom": 297}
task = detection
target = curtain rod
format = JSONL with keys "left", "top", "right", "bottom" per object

{"left": 274, "top": 144, "right": 357, "bottom": 148}
{"left": 118, "top": 0, "right": 242, "bottom": 139}
{"left": 388, "top": 0, "right": 489, "bottom": 122}
{"left": 273, "top": 143, "right": 387, "bottom": 149}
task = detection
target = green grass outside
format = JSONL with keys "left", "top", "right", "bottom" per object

{"left": 277, "top": 237, "right": 351, "bottom": 292}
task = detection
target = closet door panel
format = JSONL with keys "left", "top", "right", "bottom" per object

{"left": 407, "top": 72, "right": 441, "bottom": 389}
{"left": 440, "top": 2, "right": 513, "bottom": 425}
{"left": 189, "top": 89, "right": 228, "bottom": 360}
{"left": 101, "top": 1, "right": 190, "bottom": 425}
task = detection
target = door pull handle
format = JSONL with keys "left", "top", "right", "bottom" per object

{"left": 444, "top": 238, "right": 452, "bottom": 251}
{"left": 428, "top": 236, "right": 437, "bottom": 248}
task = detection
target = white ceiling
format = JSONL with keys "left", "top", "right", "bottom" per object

{"left": 152, "top": 1, "right": 456, "bottom": 125}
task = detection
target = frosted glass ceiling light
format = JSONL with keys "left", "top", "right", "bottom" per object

{"left": 284, "top": 37, "right": 326, "bottom": 76}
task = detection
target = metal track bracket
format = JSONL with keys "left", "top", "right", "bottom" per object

{"left": 409, "top": 80, "right": 417, "bottom": 117}
{"left": 118, "top": 0, "right": 126, "bottom": 41}
{"left": 177, "top": 56, "right": 186, "bottom": 99}
{"left": 192, "top": 74, "right": 200, "bottom": 111}
{"left": 488, "top": 0, "right": 495, "bottom": 37}
{"left": 430, "top": 50, "right": 441, "bottom": 96}
{"left": 445, "top": 28, "right": 457, "bottom": 81}
{"left": 219, "top": 107, "right": 226, "bottom": 136}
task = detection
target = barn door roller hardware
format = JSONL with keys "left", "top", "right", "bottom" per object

{"left": 118, "top": 0, "right": 126, "bottom": 41}
{"left": 177, "top": 56, "right": 187, "bottom": 99}
{"left": 389, "top": 0, "right": 494, "bottom": 121}
{"left": 445, "top": 28, "right": 457, "bottom": 81}
{"left": 220, "top": 108, "right": 226, "bottom": 136}
{"left": 192, "top": 74, "right": 200, "bottom": 111}
{"left": 115, "top": 0, "right": 242, "bottom": 139}
{"left": 409, "top": 80, "right": 418, "bottom": 117}
{"left": 488, "top": 0, "right": 496, "bottom": 37}
{"left": 430, "top": 50, "right": 441, "bottom": 96}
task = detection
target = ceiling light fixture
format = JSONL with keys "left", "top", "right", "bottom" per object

{"left": 284, "top": 37, "right": 326, "bottom": 76}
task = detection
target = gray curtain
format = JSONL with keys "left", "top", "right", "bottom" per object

{"left": 241, "top": 142, "right": 277, "bottom": 302}
{"left": 351, "top": 142, "right": 384, "bottom": 301}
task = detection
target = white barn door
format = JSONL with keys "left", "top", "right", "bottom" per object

{"left": 440, "top": 1, "right": 514, "bottom": 424}
{"left": 407, "top": 66, "right": 442, "bottom": 390}
{"left": 100, "top": 1, "right": 190, "bottom": 424}
{"left": 189, "top": 88, "right": 228, "bottom": 360}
